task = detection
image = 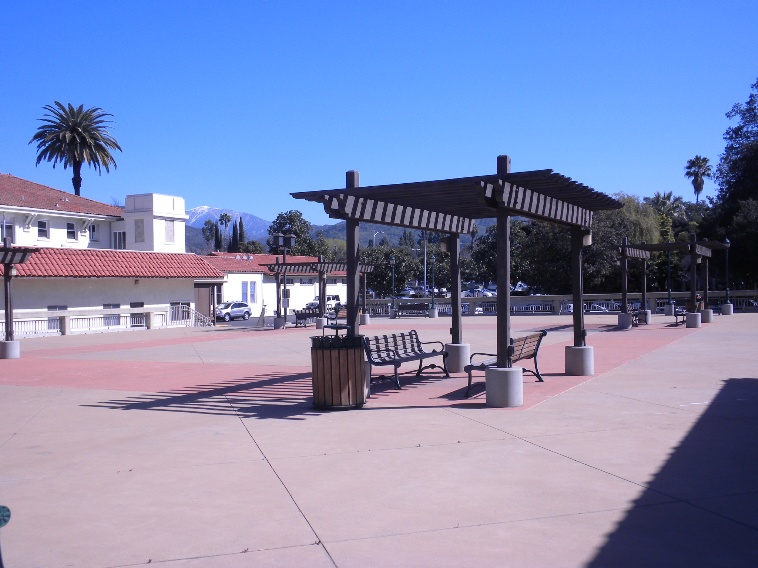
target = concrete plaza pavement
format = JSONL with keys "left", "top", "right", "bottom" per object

{"left": 1, "top": 312, "right": 757, "bottom": 566}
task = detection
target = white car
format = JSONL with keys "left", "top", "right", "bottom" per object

{"left": 216, "top": 302, "right": 251, "bottom": 321}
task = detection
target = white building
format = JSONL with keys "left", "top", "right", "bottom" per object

{"left": 202, "top": 253, "right": 348, "bottom": 316}
{"left": 0, "top": 174, "right": 222, "bottom": 332}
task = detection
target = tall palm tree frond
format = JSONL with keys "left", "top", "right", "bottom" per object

{"left": 29, "top": 101, "right": 122, "bottom": 196}
{"left": 684, "top": 155, "right": 712, "bottom": 204}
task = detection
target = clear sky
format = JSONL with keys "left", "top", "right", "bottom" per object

{"left": 2, "top": 1, "right": 756, "bottom": 225}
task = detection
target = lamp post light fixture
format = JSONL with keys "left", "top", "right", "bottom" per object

{"left": 389, "top": 254, "right": 396, "bottom": 310}
{"left": 430, "top": 254, "right": 436, "bottom": 310}
{"left": 372, "top": 230, "right": 386, "bottom": 247}
{"left": 724, "top": 237, "right": 731, "bottom": 303}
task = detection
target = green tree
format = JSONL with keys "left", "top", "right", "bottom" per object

{"left": 644, "top": 191, "right": 686, "bottom": 223}
{"left": 214, "top": 223, "right": 222, "bottom": 251}
{"left": 219, "top": 212, "right": 232, "bottom": 248}
{"left": 229, "top": 220, "right": 239, "bottom": 252}
{"left": 684, "top": 155, "right": 712, "bottom": 204}
{"left": 240, "top": 240, "right": 264, "bottom": 254}
{"left": 398, "top": 229, "right": 415, "bottom": 249}
{"left": 238, "top": 217, "right": 246, "bottom": 247}
{"left": 267, "top": 210, "right": 316, "bottom": 255}
{"left": 29, "top": 101, "right": 122, "bottom": 197}
{"left": 201, "top": 220, "right": 216, "bottom": 245}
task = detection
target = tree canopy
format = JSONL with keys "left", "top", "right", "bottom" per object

{"left": 29, "top": 101, "right": 122, "bottom": 196}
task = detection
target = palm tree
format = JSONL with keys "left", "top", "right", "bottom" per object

{"left": 219, "top": 212, "right": 232, "bottom": 246}
{"left": 684, "top": 155, "right": 712, "bottom": 204}
{"left": 29, "top": 101, "right": 122, "bottom": 196}
{"left": 644, "top": 191, "right": 686, "bottom": 221}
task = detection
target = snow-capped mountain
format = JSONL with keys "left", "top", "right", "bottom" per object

{"left": 186, "top": 206, "right": 271, "bottom": 240}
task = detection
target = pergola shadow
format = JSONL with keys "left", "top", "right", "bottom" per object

{"left": 85, "top": 372, "right": 325, "bottom": 421}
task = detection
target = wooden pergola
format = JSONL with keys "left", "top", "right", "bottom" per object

{"left": 292, "top": 155, "right": 622, "bottom": 371}
{"left": 265, "top": 260, "right": 374, "bottom": 318}
{"left": 618, "top": 238, "right": 652, "bottom": 314}
{"left": 635, "top": 234, "right": 730, "bottom": 309}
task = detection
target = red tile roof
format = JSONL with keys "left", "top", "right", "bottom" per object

{"left": 3, "top": 248, "right": 224, "bottom": 279}
{"left": 203, "top": 252, "right": 319, "bottom": 274}
{"left": 0, "top": 174, "right": 124, "bottom": 217}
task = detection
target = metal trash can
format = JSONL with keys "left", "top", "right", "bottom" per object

{"left": 311, "top": 335, "right": 366, "bottom": 409}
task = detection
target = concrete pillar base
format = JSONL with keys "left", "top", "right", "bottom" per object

{"left": 428, "top": 308, "right": 438, "bottom": 318}
{"left": 273, "top": 317, "right": 286, "bottom": 329}
{"left": 390, "top": 309, "right": 397, "bottom": 319}
{"left": 664, "top": 304, "right": 675, "bottom": 316}
{"left": 360, "top": 313, "right": 371, "bottom": 325}
{"left": 565, "top": 346, "right": 594, "bottom": 376}
{"left": 485, "top": 367, "right": 523, "bottom": 408}
{"left": 0, "top": 340, "right": 20, "bottom": 359}
{"left": 700, "top": 309, "right": 713, "bottom": 323}
{"left": 722, "top": 303, "right": 733, "bottom": 315}
{"left": 686, "top": 312, "right": 701, "bottom": 328}
{"left": 365, "top": 363, "right": 372, "bottom": 398}
{"left": 315, "top": 317, "right": 327, "bottom": 330}
{"left": 617, "top": 313, "right": 633, "bottom": 329}
{"left": 641, "top": 310, "right": 652, "bottom": 325}
{"left": 444, "top": 343, "right": 470, "bottom": 373}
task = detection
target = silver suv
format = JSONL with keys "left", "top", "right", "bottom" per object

{"left": 216, "top": 302, "right": 251, "bottom": 321}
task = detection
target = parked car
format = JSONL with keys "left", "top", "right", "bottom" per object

{"left": 216, "top": 302, "right": 251, "bottom": 321}
{"left": 305, "top": 295, "right": 341, "bottom": 310}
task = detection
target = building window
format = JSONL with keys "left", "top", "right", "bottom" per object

{"left": 67, "top": 222, "right": 77, "bottom": 240}
{"left": 165, "top": 220, "right": 175, "bottom": 243}
{"left": 300, "top": 278, "right": 314, "bottom": 285}
{"left": 134, "top": 219, "right": 145, "bottom": 243}
{"left": 103, "top": 303, "right": 120, "bottom": 327}
{"left": 327, "top": 278, "right": 337, "bottom": 285}
{"left": 241, "top": 281, "right": 248, "bottom": 303}
{"left": 38, "top": 220, "right": 49, "bottom": 239}
{"left": 113, "top": 231, "right": 126, "bottom": 250}
{"left": 89, "top": 224, "right": 99, "bottom": 242}
{"left": 285, "top": 277, "right": 294, "bottom": 285}
{"left": 249, "top": 282, "right": 257, "bottom": 305}
{"left": 1, "top": 221, "right": 13, "bottom": 244}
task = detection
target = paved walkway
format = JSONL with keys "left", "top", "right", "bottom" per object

{"left": 1, "top": 313, "right": 757, "bottom": 566}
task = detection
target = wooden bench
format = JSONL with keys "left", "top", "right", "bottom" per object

{"left": 464, "top": 330, "right": 548, "bottom": 397}
{"left": 674, "top": 306, "right": 688, "bottom": 325}
{"left": 363, "top": 330, "right": 449, "bottom": 388}
{"left": 396, "top": 302, "right": 429, "bottom": 317}
{"left": 294, "top": 308, "right": 320, "bottom": 327}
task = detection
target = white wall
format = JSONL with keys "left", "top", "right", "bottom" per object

{"left": 219, "top": 272, "right": 265, "bottom": 317}
{"left": 4, "top": 277, "right": 197, "bottom": 312}
{"left": 122, "top": 194, "right": 187, "bottom": 253}
{"left": 3, "top": 214, "right": 115, "bottom": 250}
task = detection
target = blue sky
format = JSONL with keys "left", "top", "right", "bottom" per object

{"left": 2, "top": 1, "right": 756, "bottom": 225}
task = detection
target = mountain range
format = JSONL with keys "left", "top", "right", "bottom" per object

{"left": 184, "top": 206, "right": 486, "bottom": 254}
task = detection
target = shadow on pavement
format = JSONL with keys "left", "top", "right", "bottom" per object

{"left": 587, "top": 377, "right": 758, "bottom": 567}
{"left": 85, "top": 372, "right": 326, "bottom": 420}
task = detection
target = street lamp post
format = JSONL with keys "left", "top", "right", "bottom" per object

{"left": 273, "top": 232, "right": 296, "bottom": 323}
{"left": 666, "top": 240, "right": 673, "bottom": 306}
{"left": 724, "top": 237, "right": 731, "bottom": 303}
{"left": 430, "top": 254, "right": 436, "bottom": 310}
{"left": 390, "top": 254, "right": 396, "bottom": 310}
{"left": 372, "top": 230, "right": 385, "bottom": 247}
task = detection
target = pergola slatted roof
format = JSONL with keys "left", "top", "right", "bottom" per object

{"left": 292, "top": 169, "right": 622, "bottom": 232}
{"left": 265, "top": 261, "right": 374, "bottom": 274}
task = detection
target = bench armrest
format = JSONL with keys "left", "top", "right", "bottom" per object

{"left": 420, "top": 340, "right": 445, "bottom": 353}
{"left": 469, "top": 352, "right": 496, "bottom": 364}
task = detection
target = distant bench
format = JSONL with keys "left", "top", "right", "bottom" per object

{"left": 464, "top": 330, "right": 547, "bottom": 397}
{"left": 294, "top": 308, "right": 320, "bottom": 327}
{"left": 396, "top": 302, "right": 429, "bottom": 317}
{"left": 363, "top": 330, "right": 449, "bottom": 389}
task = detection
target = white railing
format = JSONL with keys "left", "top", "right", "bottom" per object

{"left": 363, "top": 290, "right": 757, "bottom": 317}
{"left": 0, "top": 304, "right": 216, "bottom": 338}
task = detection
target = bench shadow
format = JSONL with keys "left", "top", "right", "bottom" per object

{"left": 85, "top": 372, "right": 325, "bottom": 420}
{"left": 586, "top": 377, "right": 758, "bottom": 566}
